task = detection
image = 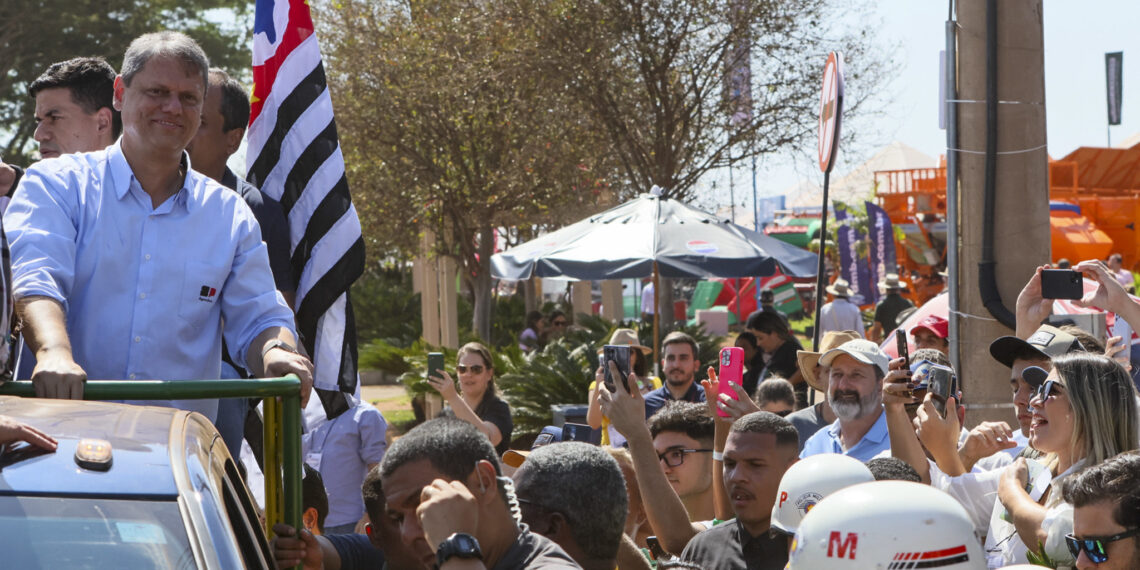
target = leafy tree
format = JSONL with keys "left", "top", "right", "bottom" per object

{"left": 316, "top": 0, "right": 620, "bottom": 341}
{"left": 0, "top": 0, "right": 252, "bottom": 163}
{"left": 526, "top": 0, "right": 892, "bottom": 204}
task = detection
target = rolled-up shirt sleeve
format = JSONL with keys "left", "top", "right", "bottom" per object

{"left": 220, "top": 203, "right": 296, "bottom": 369}
{"left": 4, "top": 162, "right": 80, "bottom": 304}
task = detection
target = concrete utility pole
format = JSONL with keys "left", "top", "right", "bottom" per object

{"left": 953, "top": 0, "right": 1050, "bottom": 426}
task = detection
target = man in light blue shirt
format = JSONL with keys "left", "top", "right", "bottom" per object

{"left": 303, "top": 396, "right": 387, "bottom": 534}
{"left": 800, "top": 339, "right": 891, "bottom": 462}
{"left": 3, "top": 31, "right": 313, "bottom": 419}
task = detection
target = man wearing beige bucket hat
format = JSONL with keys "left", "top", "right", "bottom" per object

{"left": 868, "top": 273, "right": 913, "bottom": 342}
{"left": 785, "top": 331, "right": 862, "bottom": 450}
{"left": 586, "top": 328, "right": 661, "bottom": 446}
{"left": 819, "top": 279, "right": 864, "bottom": 337}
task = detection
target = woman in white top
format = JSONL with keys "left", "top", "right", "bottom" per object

{"left": 990, "top": 353, "right": 1139, "bottom": 568}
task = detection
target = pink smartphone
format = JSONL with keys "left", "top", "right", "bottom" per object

{"left": 717, "top": 347, "right": 745, "bottom": 418}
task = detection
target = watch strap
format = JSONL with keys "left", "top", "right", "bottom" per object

{"left": 261, "top": 339, "right": 298, "bottom": 360}
{"left": 436, "top": 532, "right": 482, "bottom": 566}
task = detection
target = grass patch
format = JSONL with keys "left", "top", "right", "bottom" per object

{"left": 381, "top": 407, "right": 416, "bottom": 431}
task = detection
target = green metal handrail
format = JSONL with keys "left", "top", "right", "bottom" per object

{"left": 0, "top": 376, "right": 303, "bottom": 567}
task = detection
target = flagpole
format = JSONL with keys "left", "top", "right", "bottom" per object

{"left": 812, "top": 170, "right": 831, "bottom": 352}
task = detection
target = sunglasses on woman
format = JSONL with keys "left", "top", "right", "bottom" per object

{"left": 456, "top": 364, "right": 485, "bottom": 374}
{"left": 1032, "top": 378, "right": 1062, "bottom": 402}
{"left": 1065, "top": 528, "right": 1140, "bottom": 563}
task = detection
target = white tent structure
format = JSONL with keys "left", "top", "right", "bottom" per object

{"left": 784, "top": 141, "right": 938, "bottom": 208}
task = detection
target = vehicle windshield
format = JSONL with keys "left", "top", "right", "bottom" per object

{"left": 0, "top": 496, "right": 194, "bottom": 569}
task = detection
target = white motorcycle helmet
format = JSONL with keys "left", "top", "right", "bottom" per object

{"left": 787, "top": 481, "right": 985, "bottom": 570}
{"left": 770, "top": 454, "right": 874, "bottom": 537}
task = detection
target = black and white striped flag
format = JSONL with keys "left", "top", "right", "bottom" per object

{"left": 247, "top": 0, "right": 365, "bottom": 419}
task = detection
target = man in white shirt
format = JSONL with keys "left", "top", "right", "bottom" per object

{"left": 818, "top": 279, "right": 864, "bottom": 336}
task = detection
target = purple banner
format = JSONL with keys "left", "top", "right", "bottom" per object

{"left": 865, "top": 201, "right": 897, "bottom": 304}
{"left": 834, "top": 207, "right": 871, "bottom": 305}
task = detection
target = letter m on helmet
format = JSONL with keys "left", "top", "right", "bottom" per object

{"left": 827, "top": 531, "right": 857, "bottom": 559}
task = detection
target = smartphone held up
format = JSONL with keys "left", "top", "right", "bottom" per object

{"left": 717, "top": 347, "right": 744, "bottom": 418}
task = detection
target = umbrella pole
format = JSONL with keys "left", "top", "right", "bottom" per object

{"left": 812, "top": 170, "right": 832, "bottom": 352}
{"left": 653, "top": 263, "right": 661, "bottom": 377}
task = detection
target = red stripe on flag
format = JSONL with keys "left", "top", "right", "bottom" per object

{"left": 250, "top": 0, "right": 315, "bottom": 126}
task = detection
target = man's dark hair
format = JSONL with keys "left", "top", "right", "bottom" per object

{"left": 28, "top": 57, "right": 121, "bottom": 138}
{"left": 729, "top": 411, "right": 799, "bottom": 449}
{"left": 380, "top": 418, "right": 502, "bottom": 483}
{"left": 735, "top": 331, "right": 758, "bottom": 350}
{"left": 755, "top": 378, "right": 795, "bottom": 407}
{"left": 302, "top": 463, "right": 329, "bottom": 532}
{"left": 910, "top": 348, "right": 950, "bottom": 368}
{"left": 361, "top": 465, "right": 385, "bottom": 524}
{"left": 1062, "top": 452, "right": 1140, "bottom": 530}
{"left": 648, "top": 402, "right": 714, "bottom": 443}
{"left": 661, "top": 331, "right": 698, "bottom": 357}
{"left": 866, "top": 457, "right": 922, "bottom": 482}
{"left": 208, "top": 68, "right": 250, "bottom": 132}
{"left": 514, "top": 442, "right": 627, "bottom": 562}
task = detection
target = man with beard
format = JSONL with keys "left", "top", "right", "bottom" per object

{"left": 644, "top": 332, "right": 705, "bottom": 419}
{"left": 799, "top": 340, "right": 891, "bottom": 461}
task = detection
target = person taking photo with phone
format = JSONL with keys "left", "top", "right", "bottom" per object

{"left": 426, "top": 342, "right": 513, "bottom": 456}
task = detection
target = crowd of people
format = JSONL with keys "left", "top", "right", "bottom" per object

{"left": 2, "top": 26, "right": 1139, "bottom": 570}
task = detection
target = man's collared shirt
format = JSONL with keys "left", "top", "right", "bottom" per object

{"left": 680, "top": 519, "right": 788, "bottom": 570}
{"left": 644, "top": 380, "right": 706, "bottom": 419}
{"left": 799, "top": 408, "right": 890, "bottom": 462}
{"left": 819, "top": 297, "right": 864, "bottom": 335}
{"left": 4, "top": 141, "right": 295, "bottom": 420}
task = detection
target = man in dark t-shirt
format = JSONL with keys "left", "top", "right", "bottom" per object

{"left": 868, "top": 274, "right": 912, "bottom": 342}
{"left": 681, "top": 412, "right": 798, "bottom": 569}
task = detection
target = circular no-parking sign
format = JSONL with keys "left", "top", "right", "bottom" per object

{"left": 817, "top": 52, "right": 845, "bottom": 173}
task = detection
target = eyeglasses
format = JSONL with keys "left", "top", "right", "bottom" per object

{"left": 552, "top": 320, "right": 568, "bottom": 327}
{"left": 1065, "top": 528, "right": 1140, "bottom": 563}
{"left": 657, "top": 448, "right": 713, "bottom": 467}
{"left": 1032, "top": 379, "right": 1063, "bottom": 403}
{"left": 456, "top": 364, "right": 485, "bottom": 374}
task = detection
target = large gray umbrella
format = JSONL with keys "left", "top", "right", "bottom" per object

{"left": 491, "top": 193, "right": 817, "bottom": 281}
{"left": 491, "top": 193, "right": 817, "bottom": 360}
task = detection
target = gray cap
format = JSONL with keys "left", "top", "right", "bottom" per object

{"left": 988, "top": 324, "right": 1084, "bottom": 368}
{"left": 819, "top": 339, "right": 890, "bottom": 376}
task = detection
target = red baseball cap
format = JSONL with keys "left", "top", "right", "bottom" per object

{"left": 911, "top": 315, "right": 949, "bottom": 339}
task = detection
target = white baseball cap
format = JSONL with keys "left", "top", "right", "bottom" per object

{"left": 818, "top": 339, "right": 890, "bottom": 376}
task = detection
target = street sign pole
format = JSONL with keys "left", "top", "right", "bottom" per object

{"left": 812, "top": 52, "right": 845, "bottom": 353}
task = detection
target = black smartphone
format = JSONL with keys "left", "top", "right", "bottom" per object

{"left": 895, "top": 329, "right": 912, "bottom": 387}
{"left": 646, "top": 536, "right": 666, "bottom": 561}
{"left": 562, "top": 423, "right": 597, "bottom": 444}
{"left": 927, "top": 364, "right": 957, "bottom": 416}
{"left": 427, "top": 352, "right": 445, "bottom": 381}
{"left": 602, "top": 344, "right": 632, "bottom": 393}
{"left": 1040, "top": 269, "right": 1083, "bottom": 300}
{"left": 895, "top": 329, "right": 909, "bottom": 365}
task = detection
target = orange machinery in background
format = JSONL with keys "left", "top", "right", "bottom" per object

{"left": 872, "top": 144, "right": 1140, "bottom": 304}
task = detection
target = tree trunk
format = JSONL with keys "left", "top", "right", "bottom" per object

{"left": 472, "top": 224, "right": 495, "bottom": 342}
{"left": 523, "top": 277, "right": 539, "bottom": 313}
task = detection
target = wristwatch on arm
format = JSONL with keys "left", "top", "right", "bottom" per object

{"left": 437, "top": 533, "right": 482, "bottom": 567}
{"left": 260, "top": 339, "right": 299, "bottom": 360}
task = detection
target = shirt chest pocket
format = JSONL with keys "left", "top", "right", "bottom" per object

{"left": 178, "top": 261, "right": 228, "bottom": 327}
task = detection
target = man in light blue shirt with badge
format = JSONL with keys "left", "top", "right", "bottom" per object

{"left": 800, "top": 339, "right": 891, "bottom": 462}
{"left": 3, "top": 31, "right": 313, "bottom": 419}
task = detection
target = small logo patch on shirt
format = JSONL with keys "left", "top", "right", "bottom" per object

{"left": 199, "top": 286, "right": 217, "bottom": 302}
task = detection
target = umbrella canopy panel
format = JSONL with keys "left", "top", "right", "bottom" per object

{"left": 492, "top": 194, "right": 818, "bottom": 281}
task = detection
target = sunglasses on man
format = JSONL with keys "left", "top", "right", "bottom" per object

{"left": 1065, "top": 528, "right": 1140, "bottom": 564}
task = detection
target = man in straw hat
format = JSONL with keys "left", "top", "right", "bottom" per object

{"left": 868, "top": 273, "right": 913, "bottom": 342}
{"left": 786, "top": 331, "right": 862, "bottom": 450}
{"left": 818, "top": 279, "right": 864, "bottom": 337}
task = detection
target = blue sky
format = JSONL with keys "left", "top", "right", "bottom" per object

{"left": 700, "top": 0, "right": 1140, "bottom": 213}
